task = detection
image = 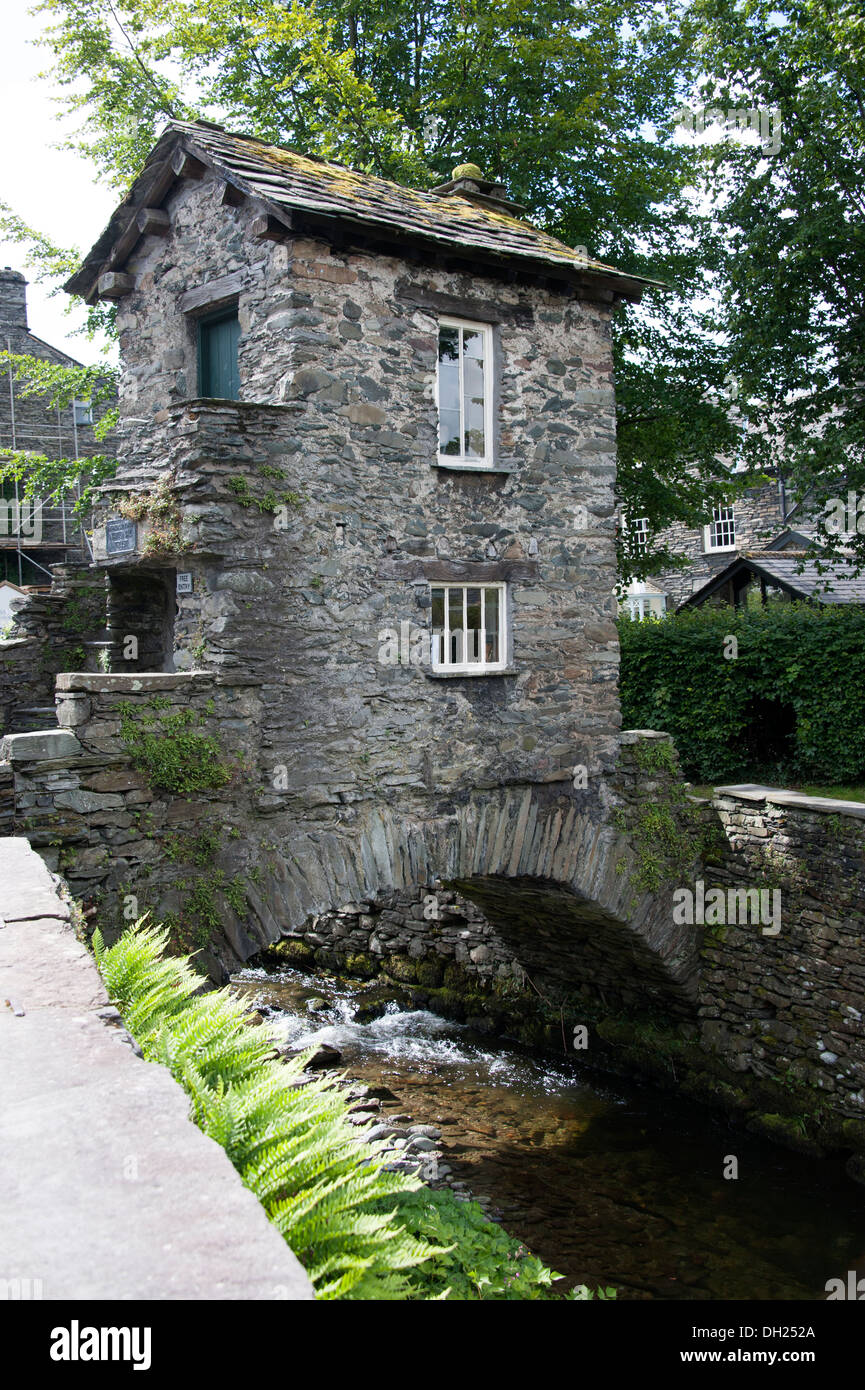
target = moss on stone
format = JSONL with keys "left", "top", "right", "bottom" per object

{"left": 745, "top": 1112, "right": 825, "bottom": 1158}
{"left": 263, "top": 937, "right": 315, "bottom": 967}
{"left": 343, "top": 952, "right": 376, "bottom": 979}
{"left": 382, "top": 954, "right": 419, "bottom": 984}
{"left": 415, "top": 958, "right": 444, "bottom": 987}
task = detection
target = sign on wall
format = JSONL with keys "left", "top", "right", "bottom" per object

{"left": 105, "top": 517, "right": 137, "bottom": 556}
{"left": 176, "top": 572, "right": 193, "bottom": 594}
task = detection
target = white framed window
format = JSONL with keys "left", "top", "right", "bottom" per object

{"left": 73, "top": 399, "right": 93, "bottom": 426}
{"left": 436, "top": 318, "right": 494, "bottom": 468}
{"left": 704, "top": 504, "right": 736, "bottom": 551}
{"left": 622, "top": 513, "right": 650, "bottom": 552}
{"left": 430, "top": 583, "right": 507, "bottom": 673}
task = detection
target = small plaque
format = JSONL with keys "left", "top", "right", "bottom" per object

{"left": 105, "top": 517, "right": 137, "bottom": 556}
{"left": 176, "top": 571, "right": 193, "bottom": 594}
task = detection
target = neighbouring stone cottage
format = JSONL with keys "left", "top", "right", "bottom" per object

{"left": 0, "top": 271, "right": 115, "bottom": 731}
{"left": 0, "top": 268, "right": 107, "bottom": 593}
{"left": 622, "top": 478, "right": 792, "bottom": 616}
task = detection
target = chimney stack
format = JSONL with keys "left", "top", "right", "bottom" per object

{"left": 0, "top": 268, "right": 28, "bottom": 333}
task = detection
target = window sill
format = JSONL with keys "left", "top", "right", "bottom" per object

{"left": 425, "top": 666, "right": 519, "bottom": 679}
{"left": 705, "top": 545, "right": 738, "bottom": 555}
{"left": 433, "top": 459, "right": 515, "bottom": 475}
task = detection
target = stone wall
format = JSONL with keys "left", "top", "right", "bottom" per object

{"left": 0, "top": 566, "right": 107, "bottom": 733}
{"left": 5, "top": 691, "right": 865, "bottom": 1165}
{"left": 700, "top": 785, "right": 865, "bottom": 1128}
{"left": 0, "top": 671, "right": 264, "bottom": 975}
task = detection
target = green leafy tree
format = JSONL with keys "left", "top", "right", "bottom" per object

{"left": 689, "top": 0, "right": 865, "bottom": 564}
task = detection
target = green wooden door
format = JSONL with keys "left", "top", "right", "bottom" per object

{"left": 198, "top": 311, "right": 240, "bottom": 399}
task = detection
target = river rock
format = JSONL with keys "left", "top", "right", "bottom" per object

{"left": 349, "top": 1097, "right": 380, "bottom": 1114}
{"left": 407, "top": 1136, "right": 437, "bottom": 1152}
{"left": 407, "top": 1124, "right": 441, "bottom": 1139}
{"left": 365, "top": 1123, "right": 408, "bottom": 1142}
{"left": 297, "top": 1043, "right": 342, "bottom": 1069}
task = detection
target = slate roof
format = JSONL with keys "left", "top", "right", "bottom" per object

{"left": 66, "top": 120, "right": 655, "bottom": 302}
{"left": 680, "top": 552, "right": 865, "bottom": 607}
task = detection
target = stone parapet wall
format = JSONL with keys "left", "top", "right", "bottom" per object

{"left": 1, "top": 671, "right": 265, "bottom": 974}
{"left": 700, "top": 785, "right": 865, "bottom": 1125}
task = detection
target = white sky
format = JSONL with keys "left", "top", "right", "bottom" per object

{"left": 0, "top": 7, "right": 117, "bottom": 364}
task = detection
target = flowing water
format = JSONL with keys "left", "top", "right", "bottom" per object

{"left": 231, "top": 965, "right": 865, "bottom": 1300}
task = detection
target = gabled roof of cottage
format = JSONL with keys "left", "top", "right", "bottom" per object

{"left": 65, "top": 120, "right": 657, "bottom": 304}
{"left": 680, "top": 552, "right": 865, "bottom": 607}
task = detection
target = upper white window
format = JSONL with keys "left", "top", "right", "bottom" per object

{"left": 623, "top": 513, "right": 650, "bottom": 552}
{"left": 436, "top": 318, "right": 494, "bottom": 468}
{"left": 73, "top": 399, "right": 93, "bottom": 426}
{"left": 430, "top": 583, "right": 506, "bottom": 673}
{"left": 704, "top": 504, "right": 736, "bottom": 551}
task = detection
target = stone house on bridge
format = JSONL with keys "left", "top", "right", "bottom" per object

{"left": 45, "top": 118, "right": 704, "bottom": 1006}
{"left": 64, "top": 118, "right": 652, "bottom": 800}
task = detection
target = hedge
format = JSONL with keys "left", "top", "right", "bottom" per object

{"left": 617, "top": 602, "right": 865, "bottom": 785}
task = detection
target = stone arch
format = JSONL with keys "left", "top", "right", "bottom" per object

{"left": 240, "top": 784, "right": 702, "bottom": 1017}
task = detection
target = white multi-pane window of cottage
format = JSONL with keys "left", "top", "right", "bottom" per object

{"left": 430, "top": 584, "right": 506, "bottom": 673}
{"left": 705, "top": 504, "right": 737, "bottom": 551}
{"left": 628, "top": 515, "right": 650, "bottom": 552}
{"left": 436, "top": 319, "right": 493, "bottom": 467}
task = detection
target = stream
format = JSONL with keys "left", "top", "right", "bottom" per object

{"left": 231, "top": 964, "right": 865, "bottom": 1301}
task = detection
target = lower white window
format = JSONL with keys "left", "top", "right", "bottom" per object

{"left": 704, "top": 504, "right": 736, "bottom": 551}
{"left": 430, "top": 583, "right": 506, "bottom": 673}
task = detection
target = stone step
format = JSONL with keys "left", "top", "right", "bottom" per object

{"left": 8, "top": 706, "right": 59, "bottom": 734}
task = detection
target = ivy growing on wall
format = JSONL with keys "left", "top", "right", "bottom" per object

{"left": 118, "top": 699, "right": 232, "bottom": 794}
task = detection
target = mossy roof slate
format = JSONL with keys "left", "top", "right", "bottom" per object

{"left": 66, "top": 120, "right": 656, "bottom": 302}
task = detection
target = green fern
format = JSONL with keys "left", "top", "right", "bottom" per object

{"left": 92, "top": 921, "right": 442, "bottom": 1299}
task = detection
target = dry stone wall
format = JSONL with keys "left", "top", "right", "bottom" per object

{"left": 700, "top": 786, "right": 865, "bottom": 1128}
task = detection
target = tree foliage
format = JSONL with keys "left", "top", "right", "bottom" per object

{"left": 22, "top": 0, "right": 863, "bottom": 576}
{"left": 690, "top": 0, "right": 865, "bottom": 563}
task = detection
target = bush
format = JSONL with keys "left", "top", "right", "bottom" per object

{"left": 618, "top": 603, "right": 865, "bottom": 784}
